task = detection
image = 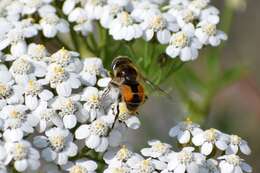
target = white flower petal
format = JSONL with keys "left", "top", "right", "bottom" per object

{"left": 216, "top": 140, "right": 227, "bottom": 150}
{"left": 201, "top": 142, "right": 213, "bottom": 155}
{"left": 192, "top": 133, "right": 205, "bottom": 146}
{"left": 57, "top": 82, "right": 72, "bottom": 97}
{"left": 169, "top": 126, "right": 180, "bottom": 137}
{"left": 14, "top": 159, "right": 28, "bottom": 172}
{"left": 177, "top": 130, "right": 190, "bottom": 144}
{"left": 63, "top": 115, "right": 77, "bottom": 129}
{"left": 125, "top": 116, "right": 141, "bottom": 129}
{"left": 42, "top": 148, "right": 57, "bottom": 161}
{"left": 96, "top": 137, "right": 108, "bottom": 152}
{"left": 86, "top": 135, "right": 101, "bottom": 149}
{"left": 75, "top": 125, "right": 90, "bottom": 139}
{"left": 240, "top": 141, "right": 251, "bottom": 155}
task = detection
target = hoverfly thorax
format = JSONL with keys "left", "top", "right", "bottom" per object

{"left": 111, "top": 56, "right": 138, "bottom": 83}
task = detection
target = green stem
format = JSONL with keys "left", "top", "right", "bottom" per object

{"left": 125, "top": 44, "right": 137, "bottom": 59}
{"left": 56, "top": 36, "right": 71, "bottom": 50}
{"left": 70, "top": 29, "right": 80, "bottom": 52}
{"left": 89, "top": 33, "right": 99, "bottom": 53}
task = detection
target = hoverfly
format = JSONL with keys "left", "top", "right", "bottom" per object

{"left": 103, "top": 56, "right": 172, "bottom": 128}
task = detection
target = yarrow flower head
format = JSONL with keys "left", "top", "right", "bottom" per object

{"left": 33, "top": 127, "right": 78, "bottom": 165}
{"left": 169, "top": 118, "right": 203, "bottom": 144}
{"left": 4, "top": 140, "right": 40, "bottom": 172}
{"left": 165, "top": 147, "right": 205, "bottom": 173}
{"left": 218, "top": 154, "right": 252, "bottom": 173}
{"left": 192, "top": 128, "right": 228, "bottom": 156}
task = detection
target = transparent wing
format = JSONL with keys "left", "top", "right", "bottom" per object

{"left": 139, "top": 74, "right": 174, "bottom": 101}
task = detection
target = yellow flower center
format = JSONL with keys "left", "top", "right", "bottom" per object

{"left": 183, "top": 10, "right": 195, "bottom": 23}
{"left": 60, "top": 99, "right": 77, "bottom": 116}
{"left": 85, "top": 64, "right": 99, "bottom": 75}
{"left": 153, "top": 142, "right": 168, "bottom": 154}
{"left": 52, "top": 48, "right": 71, "bottom": 66}
{"left": 149, "top": 15, "right": 166, "bottom": 31}
{"left": 226, "top": 155, "right": 240, "bottom": 165}
{"left": 90, "top": 0, "right": 105, "bottom": 6}
{"left": 191, "top": 0, "right": 208, "bottom": 9}
{"left": 116, "top": 146, "right": 132, "bottom": 161}
{"left": 230, "top": 135, "right": 241, "bottom": 145}
{"left": 12, "top": 58, "right": 32, "bottom": 74}
{"left": 90, "top": 120, "right": 108, "bottom": 136}
{"left": 49, "top": 135, "right": 65, "bottom": 151}
{"left": 0, "top": 83, "right": 11, "bottom": 98}
{"left": 26, "top": 80, "right": 41, "bottom": 95}
{"left": 10, "top": 110, "right": 23, "bottom": 119}
{"left": 120, "top": 12, "right": 133, "bottom": 26}
{"left": 202, "top": 23, "right": 217, "bottom": 36}
{"left": 31, "top": 44, "right": 46, "bottom": 60}
{"left": 171, "top": 32, "right": 189, "bottom": 48}
{"left": 205, "top": 129, "right": 217, "bottom": 142}
{"left": 13, "top": 143, "right": 27, "bottom": 160}
{"left": 139, "top": 159, "right": 154, "bottom": 173}
{"left": 118, "top": 102, "right": 131, "bottom": 121}
{"left": 50, "top": 64, "right": 68, "bottom": 87}
{"left": 178, "top": 150, "right": 193, "bottom": 164}
{"left": 70, "top": 165, "right": 86, "bottom": 173}
{"left": 112, "top": 168, "right": 127, "bottom": 173}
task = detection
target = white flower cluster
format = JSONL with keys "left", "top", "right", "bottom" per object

{"left": 0, "top": 0, "right": 227, "bottom": 62}
{"left": 61, "top": 0, "right": 227, "bottom": 61}
{"left": 104, "top": 119, "right": 252, "bottom": 173}
{"left": 0, "top": 45, "right": 142, "bottom": 172}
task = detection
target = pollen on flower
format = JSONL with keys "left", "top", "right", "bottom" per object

{"left": 90, "top": 119, "right": 108, "bottom": 136}
{"left": 178, "top": 150, "right": 193, "bottom": 164}
{"left": 12, "top": 58, "right": 32, "bottom": 75}
{"left": 7, "top": 29, "right": 24, "bottom": 43}
{"left": 41, "top": 13, "right": 59, "bottom": 25}
{"left": 116, "top": 146, "right": 133, "bottom": 161}
{"left": 84, "top": 63, "right": 100, "bottom": 75}
{"left": 182, "top": 10, "right": 195, "bottom": 23}
{"left": 30, "top": 44, "right": 47, "bottom": 61}
{"left": 190, "top": 0, "right": 209, "bottom": 10}
{"left": 25, "top": 80, "right": 41, "bottom": 96}
{"left": 70, "top": 165, "right": 86, "bottom": 173}
{"left": 120, "top": 12, "right": 134, "bottom": 26}
{"left": 40, "top": 109, "right": 55, "bottom": 121}
{"left": 49, "top": 64, "right": 68, "bottom": 87}
{"left": 49, "top": 135, "right": 65, "bottom": 152}
{"left": 51, "top": 48, "right": 71, "bottom": 66}
{"left": 139, "top": 159, "right": 154, "bottom": 173}
{"left": 204, "top": 129, "right": 217, "bottom": 142}
{"left": 149, "top": 15, "right": 167, "bottom": 31}
{"left": 225, "top": 155, "right": 241, "bottom": 166}
{"left": 87, "top": 94, "right": 100, "bottom": 109}
{"left": 89, "top": 0, "right": 106, "bottom": 6}
{"left": 230, "top": 135, "right": 241, "bottom": 145}
{"left": 110, "top": 4, "right": 122, "bottom": 16}
{"left": 111, "top": 168, "right": 127, "bottom": 173}
{"left": 0, "top": 83, "right": 12, "bottom": 99}
{"left": 170, "top": 32, "right": 189, "bottom": 48}
{"left": 10, "top": 110, "right": 23, "bottom": 119}
{"left": 59, "top": 99, "right": 77, "bottom": 116}
{"left": 202, "top": 23, "right": 217, "bottom": 36}
{"left": 152, "top": 142, "right": 168, "bottom": 154}
{"left": 118, "top": 102, "right": 131, "bottom": 121}
{"left": 13, "top": 143, "right": 28, "bottom": 160}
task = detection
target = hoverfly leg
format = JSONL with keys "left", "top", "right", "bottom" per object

{"left": 111, "top": 102, "right": 120, "bottom": 129}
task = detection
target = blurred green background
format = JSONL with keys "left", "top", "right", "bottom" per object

{"left": 127, "top": 0, "right": 260, "bottom": 172}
